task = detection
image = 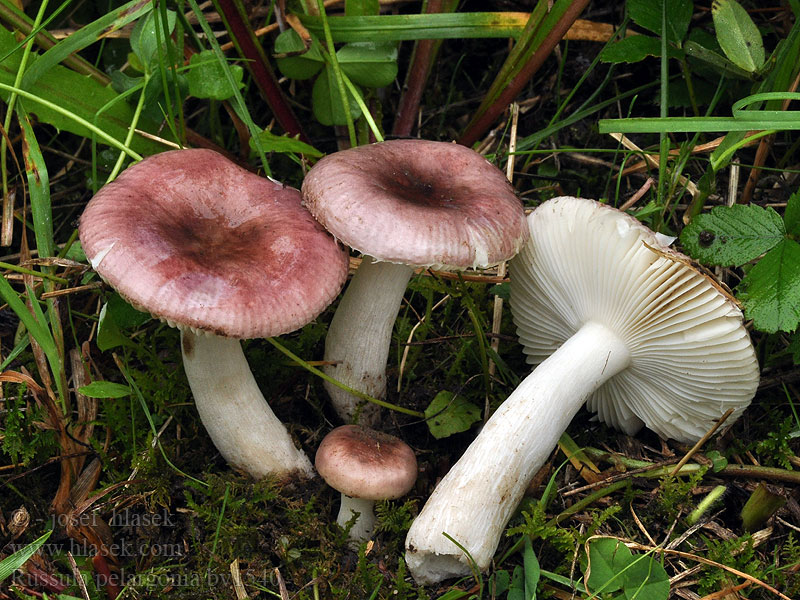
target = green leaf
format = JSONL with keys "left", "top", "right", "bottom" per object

{"left": 248, "top": 129, "right": 323, "bottom": 157}
{"left": 20, "top": 0, "right": 152, "bottom": 88}
{"left": 586, "top": 539, "right": 669, "bottom": 600}
{"left": 107, "top": 293, "right": 151, "bottom": 329}
{"left": 712, "top": 0, "right": 765, "bottom": 72}
{"left": 187, "top": 51, "right": 244, "bottom": 100}
{"left": 130, "top": 8, "right": 177, "bottom": 69}
{"left": 627, "top": 0, "right": 693, "bottom": 43}
{"left": 345, "top": 0, "right": 379, "bottom": 16}
{"left": 0, "top": 531, "right": 52, "bottom": 582}
{"left": 599, "top": 36, "right": 680, "bottom": 63}
{"left": 490, "top": 570, "right": 511, "bottom": 596}
{"left": 508, "top": 566, "right": 525, "bottom": 600}
{"left": 78, "top": 381, "right": 132, "bottom": 399}
{"left": 274, "top": 29, "right": 324, "bottom": 81}
{"left": 312, "top": 66, "right": 362, "bottom": 126}
{"left": 523, "top": 536, "right": 541, "bottom": 599}
{"left": 0, "top": 29, "right": 168, "bottom": 156}
{"left": 680, "top": 204, "right": 785, "bottom": 266}
{"left": 738, "top": 239, "right": 800, "bottom": 333}
{"left": 337, "top": 42, "right": 398, "bottom": 87}
{"left": 622, "top": 554, "right": 669, "bottom": 600}
{"left": 298, "top": 12, "right": 535, "bottom": 42}
{"left": 683, "top": 40, "right": 756, "bottom": 80}
{"left": 424, "top": 391, "right": 481, "bottom": 439}
{"left": 705, "top": 450, "right": 729, "bottom": 472}
{"left": 96, "top": 296, "right": 150, "bottom": 352}
{"left": 784, "top": 190, "right": 800, "bottom": 238}
{"left": 587, "top": 538, "right": 630, "bottom": 594}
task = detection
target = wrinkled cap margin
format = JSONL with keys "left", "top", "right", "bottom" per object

{"left": 510, "top": 196, "right": 760, "bottom": 443}
{"left": 79, "top": 149, "right": 349, "bottom": 339}
{"left": 301, "top": 139, "right": 529, "bottom": 270}
{"left": 315, "top": 425, "right": 417, "bottom": 500}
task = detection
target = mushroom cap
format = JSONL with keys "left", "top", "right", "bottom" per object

{"left": 509, "top": 196, "right": 760, "bottom": 443}
{"left": 301, "top": 139, "right": 529, "bottom": 270}
{"left": 315, "top": 425, "right": 417, "bottom": 500}
{"left": 79, "top": 149, "right": 348, "bottom": 339}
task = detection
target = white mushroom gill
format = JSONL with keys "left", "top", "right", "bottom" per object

{"left": 404, "top": 197, "right": 759, "bottom": 584}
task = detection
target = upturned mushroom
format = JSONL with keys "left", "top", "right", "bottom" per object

{"left": 302, "top": 139, "right": 529, "bottom": 424}
{"left": 79, "top": 149, "right": 349, "bottom": 480}
{"left": 315, "top": 424, "right": 417, "bottom": 546}
{"left": 405, "top": 196, "right": 760, "bottom": 583}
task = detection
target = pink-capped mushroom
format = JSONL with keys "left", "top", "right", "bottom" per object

{"left": 302, "top": 139, "right": 529, "bottom": 424}
{"left": 79, "top": 149, "right": 349, "bottom": 480}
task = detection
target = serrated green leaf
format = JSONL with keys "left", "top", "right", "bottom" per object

{"left": 738, "top": 239, "right": 800, "bottom": 333}
{"left": 712, "top": 0, "right": 765, "bottom": 72}
{"left": 424, "top": 391, "right": 481, "bottom": 439}
{"left": 784, "top": 191, "right": 800, "bottom": 237}
{"left": 680, "top": 204, "right": 785, "bottom": 266}
{"left": 628, "top": 0, "right": 693, "bottom": 43}
{"left": 187, "top": 51, "right": 244, "bottom": 100}
{"left": 78, "top": 381, "right": 132, "bottom": 399}
{"left": 337, "top": 42, "right": 398, "bottom": 87}
{"left": 274, "top": 29, "right": 324, "bottom": 81}
{"left": 248, "top": 129, "right": 322, "bottom": 157}
{"left": 312, "top": 66, "right": 362, "bottom": 126}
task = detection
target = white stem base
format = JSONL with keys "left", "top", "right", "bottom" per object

{"left": 337, "top": 495, "right": 377, "bottom": 547}
{"left": 405, "top": 322, "right": 631, "bottom": 583}
{"left": 323, "top": 258, "right": 414, "bottom": 424}
{"left": 181, "top": 331, "right": 314, "bottom": 480}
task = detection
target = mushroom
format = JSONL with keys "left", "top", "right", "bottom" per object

{"left": 315, "top": 424, "right": 417, "bottom": 546}
{"left": 302, "top": 139, "right": 529, "bottom": 424}
{"left": 405, "top": 196, "right": 760, "bottom": 583}
{"left": 79, "top": 149, "right": 349, "bottom": 480}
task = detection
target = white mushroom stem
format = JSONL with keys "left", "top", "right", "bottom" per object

{"left": 405, "top": 321, "right": 631, "bottom": 584}
{"left": 323, "top": 257, "right": 414, "bottom": 424}
{"left": 181, "top": 330, "right": 314, "bottom": 479}
{"left": 337, "top": 495, "right": 378, "bottom": 546}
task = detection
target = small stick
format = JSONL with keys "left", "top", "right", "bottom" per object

{"left": 669, "top": 408, "right": 734, "bottom": 477}
{"left": 488, "top": 102, "right": 520, "bottom": 378}
{"left": 67, "top": 552, "right": 91, "bottom": 600}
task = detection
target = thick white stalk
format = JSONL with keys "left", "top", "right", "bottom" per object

{"left": 337, "top": 495, "right": 377, "bottom": 546}
{"left": 405, "top": 321, "right": 631, "bottom": 584}
{"left": 323, "top": 258, "right": 414, "bottom": 424}
{"left": 181, "top": 331, "right": 314, "bottom": 479}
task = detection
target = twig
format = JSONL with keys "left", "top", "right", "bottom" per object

{"left": 67, "top": 552, "right": 91, "bottom": 600}
{"left": 669, "top": 408, "right": 733, "bottom": 477}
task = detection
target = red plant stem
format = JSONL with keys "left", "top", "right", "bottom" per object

{"left": 213, "top": 0, "right": 310, "bottom": 143}
{"left": 92, "top": 555, "right": 122, "bottom": 600}
{"left": 392, "top": 0, "right": 458, "bottom": 137}
{"left": 458, "top": 0, "right": 590, "bottom": 147}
